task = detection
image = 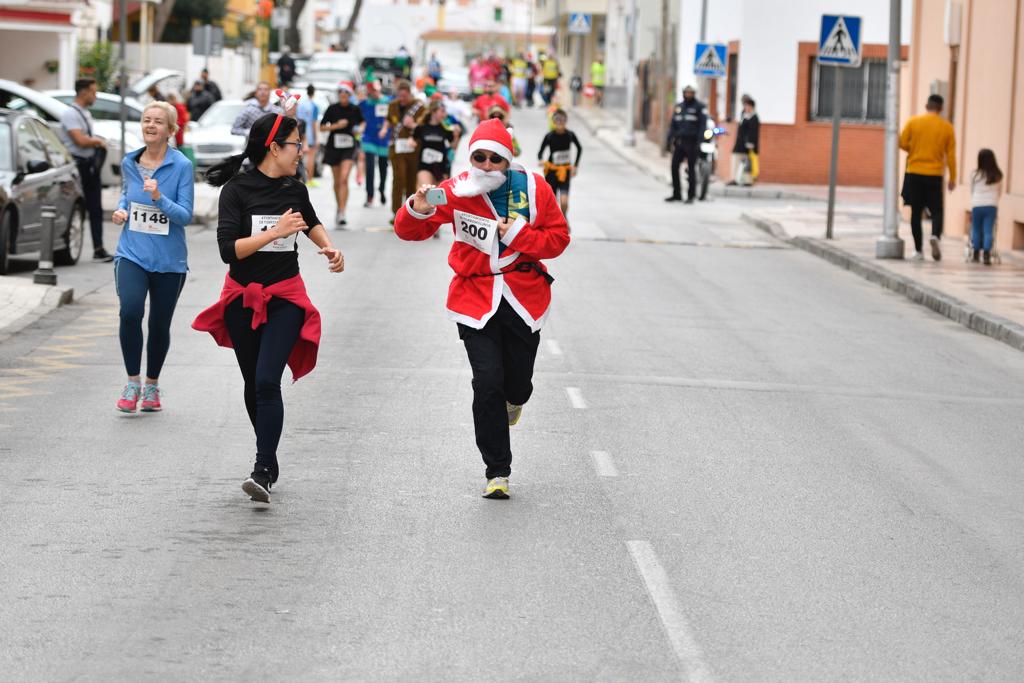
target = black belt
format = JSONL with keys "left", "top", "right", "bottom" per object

{"left": 465, "top": 260, "right": 554, "bottom": 285}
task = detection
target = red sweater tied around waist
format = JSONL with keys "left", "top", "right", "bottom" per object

{"left": 192, "top": 273, "right": 322, "bottom": 381}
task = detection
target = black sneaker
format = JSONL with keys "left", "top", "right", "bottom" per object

{"left": 380, "top": 192, "right": 387, "bottom": 206}
{"left": 684, "top": 197, "right": 695, "bottom": 204}
{"left": 242, "top": 466, "right": 273, "bottom": 503}
{"left": 664, "top": 195, "right": 682, "bottom": 202}
{"left": 92, "top": 248, "right": 114, "bottom": 263}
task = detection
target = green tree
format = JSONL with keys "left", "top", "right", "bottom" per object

{"left": 78, "top": 41, "right": 120, "bottom": 92}
{"left": 156, "top": 0, "right": 228, "bottom": 43}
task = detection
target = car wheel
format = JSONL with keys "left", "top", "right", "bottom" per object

{"left": 0, "top": 209, "right": 13, "bottom": 276}
{"left": 54, "top": 203, "right": 85, "bottom": 266}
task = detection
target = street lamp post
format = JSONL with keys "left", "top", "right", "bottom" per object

{"left": 877, "top": 0, "right": 905, "bottom": 258}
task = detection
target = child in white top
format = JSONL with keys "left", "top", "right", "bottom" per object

{"left": 969, "top": 148, "right": 1003, "bottom": 265}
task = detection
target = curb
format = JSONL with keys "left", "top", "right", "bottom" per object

{"left": 742, "top": 213, "right": 1024, "bottom": 352}
{"left": 0, "top": 284, "right": 74, "bottom": 344}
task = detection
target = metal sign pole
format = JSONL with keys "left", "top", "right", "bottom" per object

{"left": 877, "top": 0, "right": 904, "bottom": 258}
{"left": 826, "top": 66, "right": 842, "bottom": 240}
{"left": 624, "top": 0, "right": 637, "bottom": 147}
{"left": 204, "top": 24, "right": 211, "bottom": 72}
{"left": 119, "top": 0, "right": 126, "bottom": 161}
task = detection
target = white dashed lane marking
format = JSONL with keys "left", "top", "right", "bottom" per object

{"left": 565, "top": 387, "right": 587, "bottom": 409}
{"left": 590, "top": 450, "right": 618, "bottom": 477}
{"left": 627, "top": 540, "right": 715, "bottom": 683}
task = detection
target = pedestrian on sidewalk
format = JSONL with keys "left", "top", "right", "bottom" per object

{"left": 729, "top": 95, "right": 760, "bottom": 187}
{"left": 296, "top": 84, "right": 320, "bottom": 187}
{"left": 110, "top": 101, "right": 194, "bottom": 414}
{"left": 969, "top": 149, "right": 1003, "bottom": 265}
{"left": 194, "top": 112, "right": 345, "bottom": 503}
{"left": 665, "top": 85, "right": 707, "bottom": 204}
{"left": 320, "top": 83, "right": 364, "bottom": 227}
{"left": 59, "top": 78, "right": 113, "bottom": 262}
{"left": 393, "top": 119, "right": 570, "bottom": 500}
{"left": 899, "top": 94, "right": 957, "bottom": 261}
{"left": 381, "top": 80, "right": 425, "bottom": 216}
{"left": 358, "top": 80, "right": 390, "bottom": 208}
{"left": 538, "top": 109, "right": 582, "bottom": 219}
{"left": 590, "top": 55, "right": 606, "bottom": 107}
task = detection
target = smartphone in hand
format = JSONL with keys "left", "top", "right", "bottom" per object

{"left": 425, "top": 188, "right": 448, "bottom": 206}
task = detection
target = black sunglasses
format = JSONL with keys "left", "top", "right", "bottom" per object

{"left": 472, "top": 152, "right": 504, "bottom": 164}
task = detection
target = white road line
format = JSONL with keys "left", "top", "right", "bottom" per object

{"left": 565, "top": 387, "right": 587, "bottom": 409}
{"left": 546, "top": 339, "right": 563, "bottom": 356}
{"left": 627, "top": 540, "right": 715, "bottom": 683}
{"left": 590, "top": 450, "right": 618, "bottom": 477}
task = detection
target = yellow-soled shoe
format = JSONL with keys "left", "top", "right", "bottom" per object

{"left": 506, "top": 402, "right": 523, "bottom": 426}
{"left": 482, "top": 477, "right": 510, "bottom": 499}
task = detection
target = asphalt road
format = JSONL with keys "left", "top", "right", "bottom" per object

{"left": 2, "top": 107, "right": 1023, "bottom": 681}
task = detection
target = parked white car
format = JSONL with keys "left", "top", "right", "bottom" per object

{"left": 0, "top": 79, "right": 141, "bottom": 187}
{"left": 184, "top": 99, "right": 247, "bottom": 175}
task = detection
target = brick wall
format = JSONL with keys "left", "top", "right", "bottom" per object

{"left": 723, "top": 42, "right": 908, "bottom": 187}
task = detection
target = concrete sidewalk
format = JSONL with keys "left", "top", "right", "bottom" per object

{"left": 574, "top": 104, "right": 1024, "bottom": 352}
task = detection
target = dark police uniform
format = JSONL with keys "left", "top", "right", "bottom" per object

{"left": 666, "top": 97, "right": 707, "bottom": 201}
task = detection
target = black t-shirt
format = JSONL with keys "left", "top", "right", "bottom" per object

{"left": 321, "top": 103, "right": 363, "bottom": 152}
{"left": 538, "top": 130, "right": 582, "bottom": 166}
{"left": 217, "top": 169, "right": 322, "bottom": 286}
{"left": 413, "top": 123, "right": 453, "bottom": 164}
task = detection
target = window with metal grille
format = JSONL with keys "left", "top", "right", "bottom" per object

{"left": 811, "top": 58, "right": 886, "bottom": 123}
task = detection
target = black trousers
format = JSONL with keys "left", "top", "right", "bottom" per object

{"left": 458, "top": 299, "right": 540, "bottom": 479}
{"left": 670, "top": 137, "right": 699, "bottom": 199}
{"left": 904, "top": 173, "right": 944, "bottom": 252}
{"left": 224, "top": 296, "right": 304, "bottom": 480}
{"left": 75, "top": 158, "right": 105, "bottom": 251}
{"left": 364, "top": 151, "right": 389, "bottom": 202}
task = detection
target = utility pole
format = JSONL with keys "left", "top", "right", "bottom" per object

{"left": 624, "top": 0, "right": 637, "bottom": 147}
{"left": 876, "top": 0, "right": 905, "bottom": 258}
{"left": 119, "top": 0, "right": 126, "bottom": 161}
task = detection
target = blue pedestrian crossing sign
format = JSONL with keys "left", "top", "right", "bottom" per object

{"left": 818, "top": 15, "right": 862, "bottom": 67}
{"left": 693, "top": 43, "right": 728, "bottom": 78}
{"left": 568, "top": 13, "right": 592, "bottom": 35}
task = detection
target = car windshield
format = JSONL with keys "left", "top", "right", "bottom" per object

{"left": 199, "top": 102, "right": 245, "bottom": 127}
{"left": 303, "top": 69, "right": 355, "bottom": 84}
{"left": 0, "top": 123, "right": 11, "bottom": 171}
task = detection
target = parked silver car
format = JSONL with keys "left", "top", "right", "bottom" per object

{"left": 0, "top": 109, "right": 85, "bottom": 274}
{"left": 184, "top": 99, "right": 247, "bottom": 176}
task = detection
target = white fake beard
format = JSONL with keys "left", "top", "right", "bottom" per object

{"left": 451, "top": 167, "right": 507, "bottom": 197}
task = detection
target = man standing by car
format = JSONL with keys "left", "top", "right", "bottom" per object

{"left": 200, "top": 68, "right": 222, "bottom": 102}
{"left": 59, "top": 78, "right": 112, "bottom": 262}
{"left": 187, "top": 80, "right": 215, "bottom": 122}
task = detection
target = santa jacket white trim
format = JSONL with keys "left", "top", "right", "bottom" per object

{"left": 394, "top": 166, "right": 570, "bottom": 332}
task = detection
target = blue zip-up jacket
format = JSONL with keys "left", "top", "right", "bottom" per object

{"left": 115, "top": 146, "right": 194, "bottom": 273}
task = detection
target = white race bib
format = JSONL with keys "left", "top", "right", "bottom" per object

{"left": 453, "top": 210, "right": 497, "bottom": 254}
{"left": 551, "top": 150, "right": 572, "bottom": 165}
{"left": 421, "top": 147, "right": 444, "bottom": 165}
{"left": 394, "top": 137, "right": 415, "bottom": 154}
{"left": 333, "top": 133, "right": 354, "bottom": 149}
{"left": 375, "top": 103, "right": 388, "bottom": 118}
{"left": 251, "top": 214, "right": 297, "bottom": 253}
{"left": 128, "top": 201, "right": 169, "bottom": 235}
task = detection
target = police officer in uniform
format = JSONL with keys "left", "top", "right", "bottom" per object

{"left": 665, "top": 86, "right": 707, "bottom": 204}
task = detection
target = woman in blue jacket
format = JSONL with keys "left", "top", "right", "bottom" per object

{"left": 110, "top": 101, "right": 194, "bottom": 413}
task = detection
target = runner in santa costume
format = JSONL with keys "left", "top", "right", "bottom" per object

{"left": 394, "top": 118, "right": 570, "bottom": 499}
{"left": 193, "top": 111, "right": 345, "bottom": 503}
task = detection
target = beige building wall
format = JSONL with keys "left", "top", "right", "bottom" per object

{"left": 908, "top": 0, "right": 1024, "bottom": 252}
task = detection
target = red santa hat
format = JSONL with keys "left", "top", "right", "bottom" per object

{"left": 468, "top": 118, "right": 514, "bottom": 162}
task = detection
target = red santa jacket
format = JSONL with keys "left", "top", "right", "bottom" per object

{"left": 394, "top": 166, "right": 570, "bottom": 331}
{"left": 192, "top": 273, "right": 322, "bottom": 381}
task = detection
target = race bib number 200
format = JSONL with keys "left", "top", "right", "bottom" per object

{"left": 251, "top": 214, "right": 297, "bottom": 253}
{"left": 453, "top": 210, "right": 497, "bottom": 254}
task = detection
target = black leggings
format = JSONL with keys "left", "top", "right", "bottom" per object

{"left": 364, "top": 151, "right": 389, "bottom": 201}
{"left": 115, "top": 257, "right": 186, "bottom": 379}
{"left": 224, "top": 296, "right": 304, "bottom": 479}
{"left": 458, "top": 299, "right": 540, "bottom": 479}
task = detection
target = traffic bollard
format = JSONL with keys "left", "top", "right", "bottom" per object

{"left": 33, "top": 205, "right": 58, "bottom": 286}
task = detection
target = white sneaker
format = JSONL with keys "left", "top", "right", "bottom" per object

{"left": 910, "top": 251, "right": 924, "bottom": 261}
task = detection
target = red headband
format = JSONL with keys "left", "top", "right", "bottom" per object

{"left": 264, "top": 114, "right": 284, "bottom": 148}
